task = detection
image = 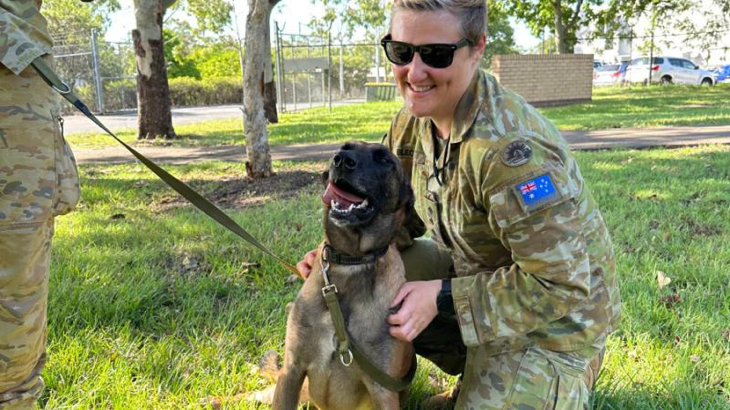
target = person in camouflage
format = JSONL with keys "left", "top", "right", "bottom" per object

{"left": 379, "top": 0, "right": 621, "bottom": 408}
{"left": 1, "top": 1, "right": 80, "bottom": 408}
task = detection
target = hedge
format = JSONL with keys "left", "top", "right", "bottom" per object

{"left": 68, "top": 76, "right": 244, "bottom": 113}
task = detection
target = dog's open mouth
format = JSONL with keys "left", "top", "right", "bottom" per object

{"left": 321, "top": 179, "right": 374, "bottom": 221}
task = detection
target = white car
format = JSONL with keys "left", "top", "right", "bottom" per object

{"left": 626, "top": 56, "right": 716, "bottom": 85}
{"left": 593, "top": 63, "right": 625, "bottom": 86}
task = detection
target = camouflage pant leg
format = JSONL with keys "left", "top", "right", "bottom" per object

{"left": 0, "top": 63, "right": 80, "bottom": 409}
{"left": 401, "top": 239, "right": 466, "bottom": 375}
{"left": 455, "top": 346, "right": 601, "bottom": 410}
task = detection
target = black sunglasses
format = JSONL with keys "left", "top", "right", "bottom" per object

{"left": 380, "top": 34, "right": 471, "bottom": 69}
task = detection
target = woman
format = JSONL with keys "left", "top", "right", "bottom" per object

{"left": 299, "top": 1, "right": 620, "bottom": 408}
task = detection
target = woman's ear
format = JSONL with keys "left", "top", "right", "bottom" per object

{"left": 471, "top": 33, "right": 487, "bottom": 64}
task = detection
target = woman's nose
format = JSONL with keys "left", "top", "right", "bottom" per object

{"left": 406, "top": 53, "right": 428, "bottom": 82}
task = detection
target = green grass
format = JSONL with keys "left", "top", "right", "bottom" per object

{"left": 540, "top": 83, "right": 730, "bottom": 130}
{"left": 66, "top": 84, "right": 730, "bottom": 150}
{"left": 66, "top": 102, "right": 401, "bottom": 149}
{"left": 45, "top": 145, "right": 730, "bottom": 408}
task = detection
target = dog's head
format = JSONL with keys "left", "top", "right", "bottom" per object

{"left": 320, "top": 141, "right": 421, "bottom": 256}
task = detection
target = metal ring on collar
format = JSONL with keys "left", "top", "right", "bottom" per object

{"left": 340, "top": 350, "right": 353, "bottom": 366}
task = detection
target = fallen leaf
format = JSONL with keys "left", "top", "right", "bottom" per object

{"left": 628, "top": 349, "right": 639, "bottom": 361}
{"left": 722, "top": 329, "right": 730, "bottom": 341}
{"left": 110, "top": 213, "right": 126, "bottom": 220}
{"left": 674, "top": 335, "right": 681, "bottom": 345}
{"left": 660, "top": 293, "right": 682, "bottom": 308}
{"left": 656, "top": 271, "right": 671, "bottom": 290}
{"left": 295, "top": 222, "right": 303, "bottom": 231}
{"left": 690, "top": 354, "right": 700, "bottom": 363}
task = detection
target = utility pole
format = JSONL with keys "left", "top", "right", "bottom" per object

{"left": 90, "top": 29, "right": 103, "bottom": 113}
{"left": 375, "top": 30, "right": 381, "bottom": 83}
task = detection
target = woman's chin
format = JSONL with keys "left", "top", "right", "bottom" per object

{"left": 405, "top": 101, "right": 434, "bottom": 118}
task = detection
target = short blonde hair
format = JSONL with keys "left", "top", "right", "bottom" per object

{"left": 391, "top": 0, "right": 486, "bottom": 45}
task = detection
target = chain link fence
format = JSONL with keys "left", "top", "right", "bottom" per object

{"left": 53, "top": 30, "right": 136, "bottom": 114}
{"left": 53, "top": 29, "right": 395, "bottom": 115}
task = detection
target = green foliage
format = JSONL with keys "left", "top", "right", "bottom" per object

{"left": 483, "top": 0, "right": 518, "bottom": 67}
{"left": 43, "top": 0, "right": 120, "bottom": 42}
{"left": 168, "top": 76, "right": 242, "bottom": 106}
{"left": 163, "top": 28, "right": 202, "bottom": 79}
{"left": 497, "top": 0, "right": 602, "bottom": 53}
{"left": 190, "top": 44, "right": 242, "bottom": 78}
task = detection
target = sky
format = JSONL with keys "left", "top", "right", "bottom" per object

{"left": 106, "top": 2, "right": 540, "bottom": 51}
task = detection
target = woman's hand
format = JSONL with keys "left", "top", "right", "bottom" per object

{"left": 387, "top": 280, "right": 442, "bottom": 342}
{"left": 296, "top": 249, "right": 318, "bottom": 279}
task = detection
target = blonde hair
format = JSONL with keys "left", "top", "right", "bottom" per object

{"left": 391, "top": 0, "right": 486, "bottom": 45}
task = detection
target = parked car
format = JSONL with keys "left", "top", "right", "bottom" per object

{"left": 626, "top": 56, "right": 716, "bottom": 85}
{"left": 712, "top": 64, "right": 730, "bottom": 83}
{"left": 593, "top": 63, "right": 625, "bottom": 86}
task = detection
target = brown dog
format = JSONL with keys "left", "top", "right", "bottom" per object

{"left": 271, "top": 141, "right": 424, "bottom": 409}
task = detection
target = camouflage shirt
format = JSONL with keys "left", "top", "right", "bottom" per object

{"left": 384, "top": 70, "right": 621, "bottom": 355}
{"left": 0, "top": 0, "right": 52, "bottom": 74}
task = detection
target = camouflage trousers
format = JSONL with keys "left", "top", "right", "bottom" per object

{"left": 0, "top": 62, "right": 80, "bottom": 409}
{"left": 401, "top": 238, "right": 604, "bottom": 410}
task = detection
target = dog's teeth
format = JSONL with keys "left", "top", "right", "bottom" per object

{"left": 361, "top": 199, "right": 368, "bottom": 208}
{"left": 331, "top": 199, "right": 336, "bottom": 209}
{"left": 348, "top": 203, "right": 354, "bottom": 211}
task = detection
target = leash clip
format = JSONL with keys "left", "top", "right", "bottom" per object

{"left": 321, "top": 259, "right": 338, "bottom": 297}
{"left": 340, "top": 349, "right": 353, "bottom": 367}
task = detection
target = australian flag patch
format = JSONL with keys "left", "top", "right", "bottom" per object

{"left": 516, "top": 174, "right": 557, "bottom": 210}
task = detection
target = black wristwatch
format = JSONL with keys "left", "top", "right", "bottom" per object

{"left": 436, "top": 278, "right": 455, "bottom": 319}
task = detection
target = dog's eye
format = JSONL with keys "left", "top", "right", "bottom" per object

{"left": 373, "top": 149, "right": 391, "bottom": 164}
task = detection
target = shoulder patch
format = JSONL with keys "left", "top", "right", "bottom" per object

{"left": 501, "top": 140, "right": 532, "bottom": 167}
{"left": 515, "top": 174, "right": 557, "bottom": 210}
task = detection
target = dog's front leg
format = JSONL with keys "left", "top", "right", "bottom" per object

{"left": 363, "top": 381, "right": 401, "bottom": 410}
{"left": 272, "top": 364, "right": 306, "bottom": 410}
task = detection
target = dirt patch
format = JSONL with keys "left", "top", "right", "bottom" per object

{"left": 155, "top": 170, "right": 323, "bottom": 211}
{"left": 681, "top": 217, "right": 722, "bottom": 237}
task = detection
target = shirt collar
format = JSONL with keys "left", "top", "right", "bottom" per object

{"left": 449, "top": 69, "right": 484, "bottom": 144}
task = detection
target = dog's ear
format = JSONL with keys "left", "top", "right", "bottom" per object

{"left": 398, "top": 173, "right": 427, "bottom": 239}
{"left": 321, "top": 170, "right": 330, "bottom": 187}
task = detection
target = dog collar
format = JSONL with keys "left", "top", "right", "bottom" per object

{"left": 322, "top": 244, "right": 389, "bottom": 266}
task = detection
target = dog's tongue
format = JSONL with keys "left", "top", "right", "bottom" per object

{"left": 321, "top": 182, "right": 365, "bottom": 208}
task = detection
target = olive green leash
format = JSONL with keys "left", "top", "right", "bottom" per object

{"left": 31, "top": 57, "right": 299, "bottom": 276}
{"left": 320, "top": 245, "right": 417, "bottom": 392}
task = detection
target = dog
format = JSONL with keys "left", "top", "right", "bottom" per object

{"left": 270, "top": 141, "right": 425, "bottom": 409}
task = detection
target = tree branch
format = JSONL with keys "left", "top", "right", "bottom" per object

{"left": 568, "top": 0, "right": 584, "bottom": 28}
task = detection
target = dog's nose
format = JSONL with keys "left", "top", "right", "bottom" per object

{"left": 333, "top": 151, "right": 358, "bottom": 170}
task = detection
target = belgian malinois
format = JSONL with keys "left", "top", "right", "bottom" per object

{"left": 271, "top": 141, "right": 424, "bottom": 409}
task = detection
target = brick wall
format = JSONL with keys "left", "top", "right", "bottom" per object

{"left": 490, "top": 54, "right": 593, "bottom": 107}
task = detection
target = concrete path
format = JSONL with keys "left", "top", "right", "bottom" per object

{"left": 64, "top": 100, "right": 364, "bottom": 135}
{"left": 73, "top": 124, "right": 730, "bottom": 165}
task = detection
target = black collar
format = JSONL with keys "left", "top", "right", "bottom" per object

{"left": 322, "top": 244, "right": 389, "bottom": 266}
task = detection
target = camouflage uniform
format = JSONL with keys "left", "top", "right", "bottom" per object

{"left": 1, "top": 2, "right": 80, "bottom": 408}
{"left": 385, "top": 70, "right": 621, "bottom": 409}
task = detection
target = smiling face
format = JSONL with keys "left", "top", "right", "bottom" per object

{"left": 389, "top": 9, "right": 484, "bottom": 129}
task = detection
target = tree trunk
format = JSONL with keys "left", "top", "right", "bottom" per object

{"left": 263, "top": 13, "right": 278, "bottom": 123}
{"left": 243, "top": 0, "right": 280, "bottom": 179}
{"left": 552, "top": 0, "right": 569, "bottom": 54}
{"left": 133, "top": 0, "right": 176, "bottom": 140}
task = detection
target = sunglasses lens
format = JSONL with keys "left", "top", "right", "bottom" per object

{"left": 420, "top": 45, "right": 454, "bottom": 68}
{"left": 385, "top": 42, "right": 414, "bottom": 65}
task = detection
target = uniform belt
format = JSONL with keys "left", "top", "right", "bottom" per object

{"left": 30, "top": 57, "right": 299, "bottom": 276}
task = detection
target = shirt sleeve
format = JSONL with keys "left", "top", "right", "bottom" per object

{"left": 0, "top": 6, "right": 53, "bottom": 74}
{"left": 450, "top": 142, "right": 592, "bottom": 346}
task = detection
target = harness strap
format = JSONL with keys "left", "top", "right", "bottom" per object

{"left": 320, "top": 253, "right": 417, "bottom": 392}
{"left": 30, "top": 57, "right": 299, "bottom": 276}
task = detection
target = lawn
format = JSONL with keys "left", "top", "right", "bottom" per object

{"left": 542, "top": 83, "right": 730, "bottom": 130}
{"left": 45, "top": 145, "right": 730, "bottom": 408}
{"left": 65, "top": 83, "right": 730, "bottom": 149}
